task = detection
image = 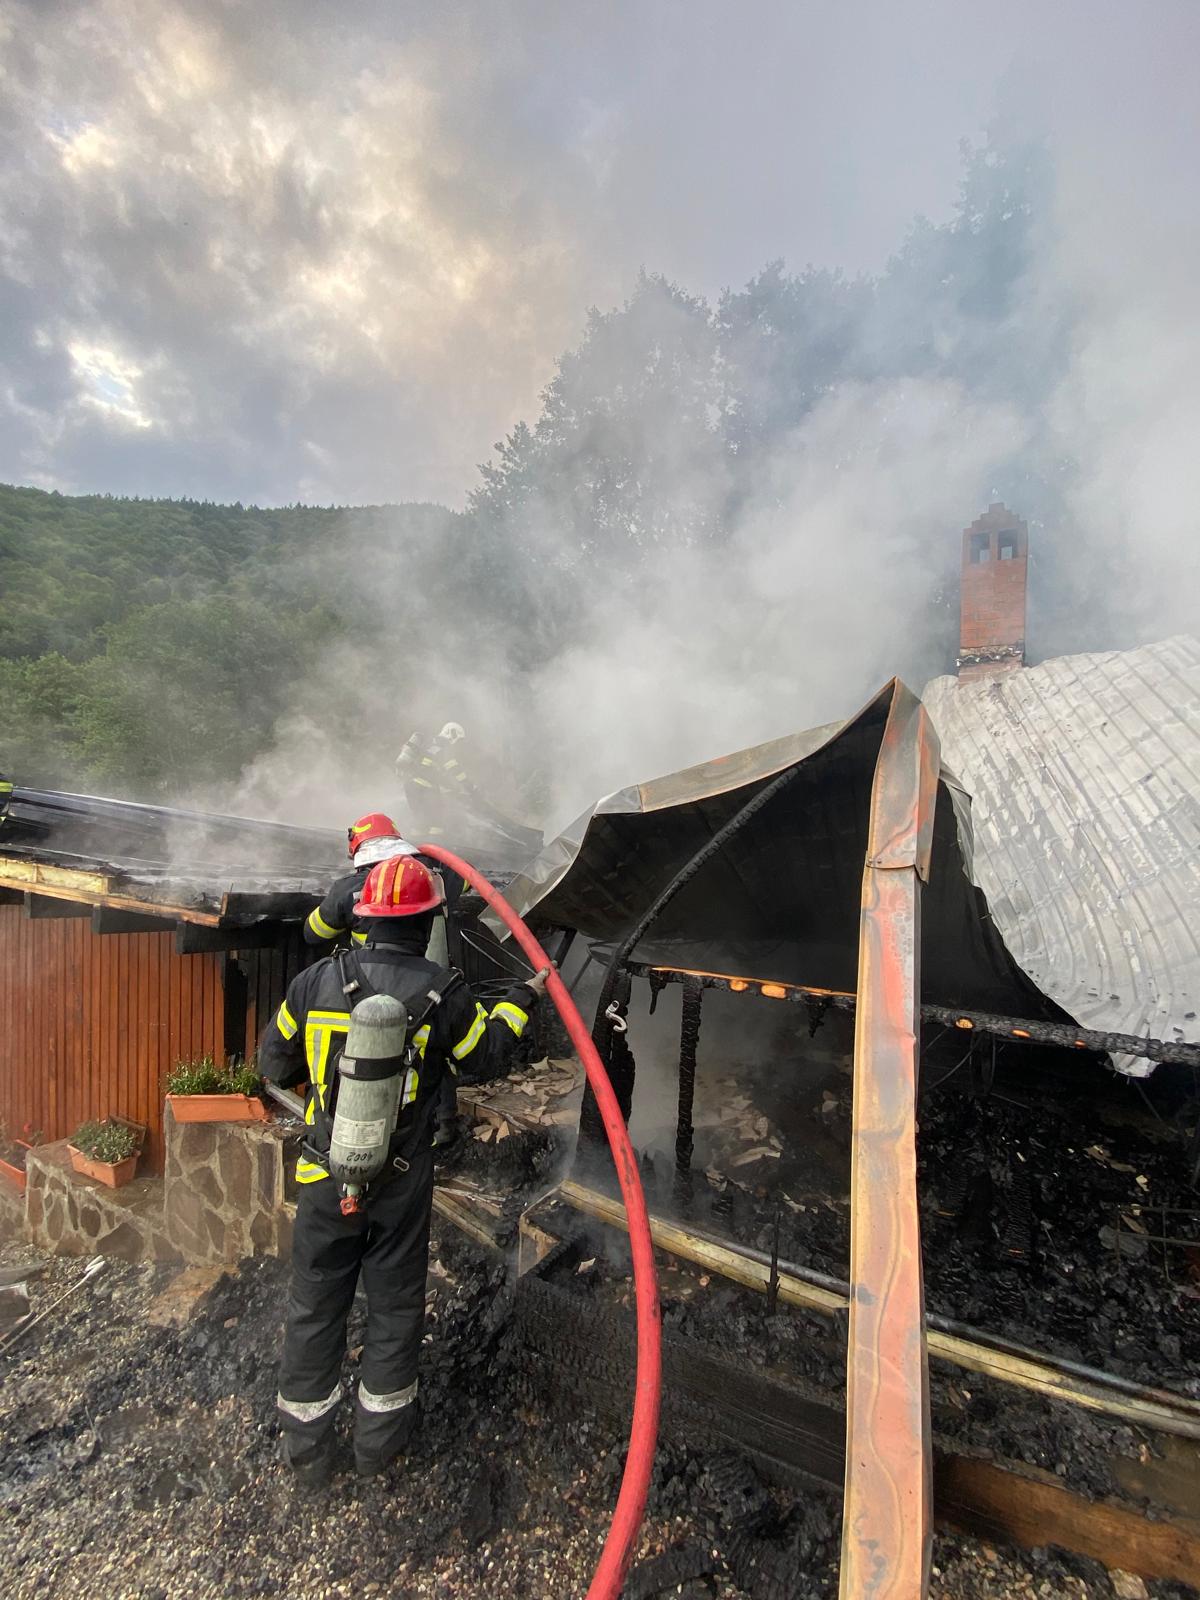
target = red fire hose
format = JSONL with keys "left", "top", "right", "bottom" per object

{"left": 420, "top": 843, "right": 662, "bottom": 1600}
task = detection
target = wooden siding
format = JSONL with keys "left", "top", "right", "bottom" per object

{"left": 0, "top": 904, "right": 227, "bottom": 1172}
{"left": 241, "top": 931, "right": 313, "bottom": 1063}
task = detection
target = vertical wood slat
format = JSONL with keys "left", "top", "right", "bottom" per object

{"left": 0, "top": 909, "right": 234, "bottom": 1175}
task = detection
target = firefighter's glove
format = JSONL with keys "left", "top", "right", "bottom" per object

{"left": 525, "top": 965, "right": 554, "bottom": 999}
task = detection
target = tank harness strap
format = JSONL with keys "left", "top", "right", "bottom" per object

{"left": 301, "top": 957, "right": 464, "bottom": 1178}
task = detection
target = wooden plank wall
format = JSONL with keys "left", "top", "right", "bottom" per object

{"left": 0, "top": 904, "right": 226, "bottom": 1172}
{"left": 242, "top": 930, "right": 313, "bottom": 1063}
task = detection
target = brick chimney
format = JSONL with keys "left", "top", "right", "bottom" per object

{"left": 958, "top": 503, "right": 1028, "bottom": 681}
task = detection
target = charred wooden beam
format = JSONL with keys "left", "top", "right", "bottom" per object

{"left": 628, "top": 964, "right": 1200, "bottom": 1070}
{"left": 841, "top": 682, "right": 937, "bottom": 1600}
{"left": 90, "top": 905, "right": 176, "bottom": 935}
{"left": 515, "top": 1262, "right": 1200, "bottom": 1588}
{"left": 24, "top": 892, "right": 91, "bottom": 919}
{"left": 674, "top": 979, "right": 702, "bottom": 1205}
{"left": 553, "top": 1178, "right": 1200, "bottom": 1440}
{"left": 933, "top": 1456, "right": 1200, "bottom": 1588}
{"left": 219, "top": 889, "right": 320, "bottom": 923}
{"left": 431, "top": 1187, "right": 508, "bottom": 1251}
{"left": 175, "top": 920, "right": 291, "bottom": 955}
{"left": 0, "top": 859, "right": 222, "bottom": 925}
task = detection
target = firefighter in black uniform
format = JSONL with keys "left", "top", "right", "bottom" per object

{"left": 305, "top": 812, "right": 465, "bottom": 1146}
{"left": 395, "top": 721, "right": 476, "bottom": 840}
{"left": 303, "top": 811, "right": 465, "bottom": 951}
{"left": 395, "top": 723, "right": 543, "bottom": 856}
{"left": 260, "top": 853, "right": 547, "bottom": 1484}
{"left": 0, "top": 772, "right": 12, "bottom": 828}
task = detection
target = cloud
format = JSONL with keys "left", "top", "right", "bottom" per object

{"left": 0, "top": 0, "right": 626, "bottom": 503}
{"left": 7, "top": 0, "right": 1195, "bottom": 507}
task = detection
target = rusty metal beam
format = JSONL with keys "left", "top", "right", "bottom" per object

{"left": 840, "top": 680, "right": 938, "bottom": 1600}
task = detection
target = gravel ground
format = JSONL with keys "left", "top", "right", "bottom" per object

{"left": 1, "top": 1228, "right": 1194, "bottom": 1600}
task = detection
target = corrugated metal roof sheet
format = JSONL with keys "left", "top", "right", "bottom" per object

{"left": 923, "top": 635, "right": 1200, "bottom": 1069}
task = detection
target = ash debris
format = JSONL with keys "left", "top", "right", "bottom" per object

{"left": 2, "top": 1213, "right": 1193, "bottom": 1600}
{"left": 607, "top": 1024, "right": 1200, "bottom": 1390}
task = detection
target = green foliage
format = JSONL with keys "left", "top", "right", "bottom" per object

{"left": 165, "top": 1056, "right": 262, "bottom": 1097}
{"left": 0, "top": 485, "right": 454, "bottom": 791}
{"left": 222, "top": 1061, "right": 263, "bottom": 1097}
{"left": 70, "top": 1119, "right": 141, "bottom": 1163}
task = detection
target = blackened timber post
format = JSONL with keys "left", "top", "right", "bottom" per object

{"left": 579, "top": 967, "right": 637, "bottom": 1148}
{"left": 674, "top": 979, "right": 702, "bottom": 1207}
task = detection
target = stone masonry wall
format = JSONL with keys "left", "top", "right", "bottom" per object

{"left": 20, "top": 1111, "right": 300, "bottom": 1266}
{"left": 163, "top": 1105, "right": 300, "bottom": 1265}
{"left": 25, "top": 1142, "right": 171, "bottom": 1263}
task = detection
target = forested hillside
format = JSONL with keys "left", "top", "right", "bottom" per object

{"left": 0, "top": 487, "right": 457, "bottom": 791}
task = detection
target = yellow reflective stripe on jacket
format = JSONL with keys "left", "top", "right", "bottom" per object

{"left": 451, "top": 1004, "right": 488, "bottom": 1060}
{"left": 306, "top": 906, "right": 342, "bottom": 940}
{"left": 402, "top": 1026, "right": 429, "bottom": 1105}
{"left": 491, "top": 1000, "right": 529, "bottom": 1038}
{"left": 304, "top": 1008, "right": 351, "bottom": 1110}
{"left": 352, "top": 930, "right": 367, "bottom": 945}
{"left": 292, "top": 1001, "right": 436, "bottom": 1177}
{"left": 277, "top": 1001, "right": 298, "bottom": 1041}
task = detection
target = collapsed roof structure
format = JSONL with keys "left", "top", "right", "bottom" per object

{"left": 499, "top": 505, "right": 1200, "bottom": 1596}
{"left": 502, "top": 508, "right": 1200, "bottom": 1078}
{"left": 926, "top": 633, "right": 1200, "bottom": 1069}
{"left": 0, "top": 785, "right": 344, "bottom": 930}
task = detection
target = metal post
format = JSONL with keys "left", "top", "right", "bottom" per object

{"left": 840, "top": 681, "right": 938, "bottom": 1600}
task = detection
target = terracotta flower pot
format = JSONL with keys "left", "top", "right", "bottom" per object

{"left": 68, "top": 1145, "right": 140, "bottom": 1189}
{"left": 0, "top": 1156, "right": 26, "bottom": 1193}
{"left": 166, "top": 1093, "right": 269, "bottom": 1124}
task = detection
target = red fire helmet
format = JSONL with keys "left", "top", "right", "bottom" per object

{"left": 353, "top": 855, "right": 445, "bottom": 918}
{"left": 346, "top": 812, "right": 400, "bottom": 858}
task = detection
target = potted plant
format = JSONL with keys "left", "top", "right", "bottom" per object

{"left": 68, "top": 1118, "right": 144, "bottom": 1189}
{"left": 165, "top": 1056, "right": 268, "bottom": 1123}
{"left": 0, "top": 1124, "right": 41, "bottom": 1194}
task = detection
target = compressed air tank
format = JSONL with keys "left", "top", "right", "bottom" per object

{"left": 328, "top": 993, "right": 409, "bottom": 1195}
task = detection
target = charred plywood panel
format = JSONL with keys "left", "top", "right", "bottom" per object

{"left": 0, "top": 904, "right": 228, "bottom": 1171}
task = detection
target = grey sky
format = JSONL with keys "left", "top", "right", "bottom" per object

{"left": 0, "top": 0, "right": 1196, "bottom": 507}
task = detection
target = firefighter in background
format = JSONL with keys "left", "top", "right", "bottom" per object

{"left": 395, "top": 721, "right": 473, "bottom": 840}
{"left": 304, "top": 812, "right": 464, "bottom": 1147}
{"left": 0, "top": 772, "right": 12, "bottom": 828}
{"left": 260, "top": 854, "right": 549, "bottom": 1484}
{"left": 396, "top": 723, "right": 544, "bottom": 856}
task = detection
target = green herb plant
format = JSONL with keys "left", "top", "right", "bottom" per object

{"left": 71, "top": 1119, "right": 141, "bottom": 1164}
{"left": 165, "top": 1055, "right": 262, "bottom": 1097}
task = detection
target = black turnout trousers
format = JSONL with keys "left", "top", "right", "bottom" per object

{"left": 277, "top": 1148, "right": 434, "bottom": 1471}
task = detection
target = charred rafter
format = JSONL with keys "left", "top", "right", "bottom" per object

{"left": 624, "top": 963, "right": 1200, "bottom": 1070}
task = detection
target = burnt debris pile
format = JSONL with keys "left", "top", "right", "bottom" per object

{"left": 586, "top": 1034, "right": 1199, "bottom": 1389}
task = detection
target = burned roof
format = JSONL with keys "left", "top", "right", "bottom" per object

{"left": 0, "top": 786, "right": 345, "bottom": 925}
{"left": 502, "top": 679, "right": 1069, "bottom": 1026}
{"left": 924, "top": 634, "right": 1200, "bottom": 1070}
{"left": 504, "top": 653, "right": 1200, "bottom": 1072}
